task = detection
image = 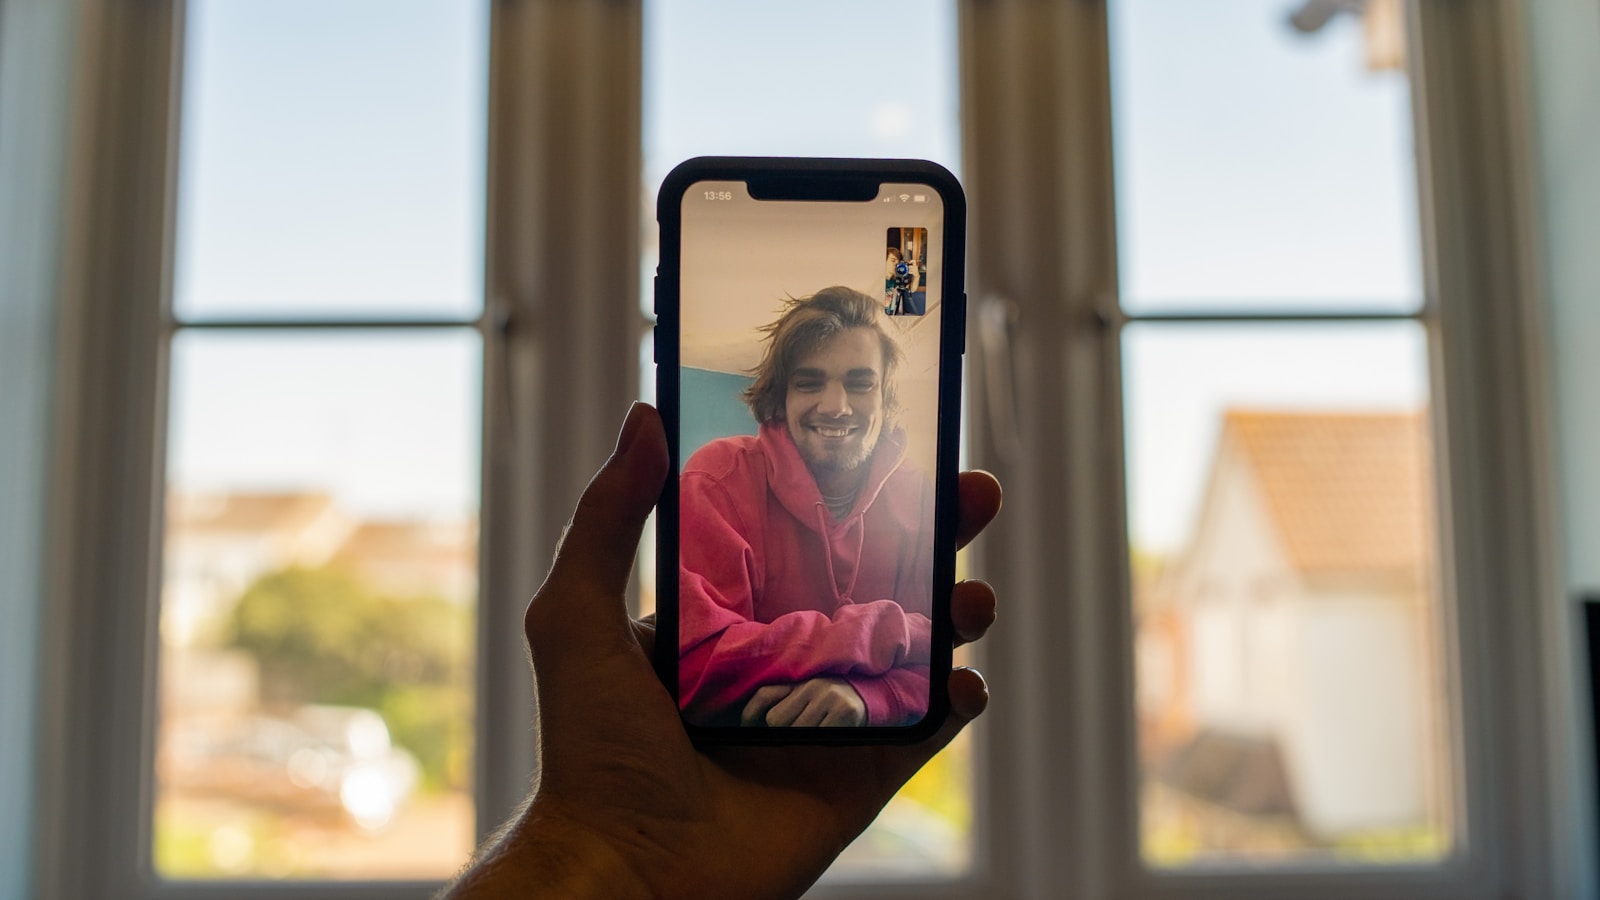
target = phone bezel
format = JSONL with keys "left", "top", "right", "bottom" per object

{"left": 653, "top": 156, "right": 967, "bottom": 745}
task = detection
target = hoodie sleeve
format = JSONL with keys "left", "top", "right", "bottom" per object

{"left": 678, "top": 474, "right": 932, "bottom": 724}
{"left": 844, "top": 665, "right": 931, "bottom": 727}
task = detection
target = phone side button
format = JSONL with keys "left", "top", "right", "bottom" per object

{"left": 652, "top": 324, "right": 659, "bottom": 363}
{"left": 959, "top": 292, "right": 968, "bottom": 354}
{"left": 652, "top": 274, "right": 659, "bottom": 316}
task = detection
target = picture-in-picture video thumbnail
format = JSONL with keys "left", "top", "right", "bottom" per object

{"left": 884, "top": 227, "right": 928, "bottom": 317}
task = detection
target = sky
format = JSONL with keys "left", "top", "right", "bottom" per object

{"left": 1110, "top": 0, "right": 1421, "bottom": 311}
{"left": 167, "top": 0, "right": 1425, "bottom": 553}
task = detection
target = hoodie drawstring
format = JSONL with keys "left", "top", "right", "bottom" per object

{"left": 814, "top": 502, "right": 865, "bottom": 606}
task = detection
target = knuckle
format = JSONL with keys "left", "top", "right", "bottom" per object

{"left": 522, "top": 592, "right": 540, "bottom": 634}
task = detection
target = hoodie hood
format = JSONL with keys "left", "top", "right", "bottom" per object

{"left": 758, "top": 420, "right": 908, "bottom": 534}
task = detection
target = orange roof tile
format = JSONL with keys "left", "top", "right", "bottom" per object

{"left": 1223, "top": 410, "right": 1434, "bottom": 577}
{"left": 329, "top": 519, "right": 477, "bottom": 571}
{"left": 167, "top": 491, "right": 335, "bottom": 535}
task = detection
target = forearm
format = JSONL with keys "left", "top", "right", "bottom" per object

{"left": 681, "top": 603, "right": 931, "bottom": 716}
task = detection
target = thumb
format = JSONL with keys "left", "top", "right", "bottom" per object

{"left": 526, "top": 402, "right": 668, "bottom": 645}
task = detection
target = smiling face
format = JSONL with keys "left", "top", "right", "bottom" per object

{"left": 784, "top": 327, "right": 887, "bottom": 481}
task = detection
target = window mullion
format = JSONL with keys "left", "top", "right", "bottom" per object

{"left": 37, "top": 1, "right": 185, "bottom": 897}
{"left": 1120, "top": 312, "right": 1425, "bottom": 325}
{"left": 171, "top": 318, "right": 486, "bottom": 331}
{"left": 962, "top": 0, "right": 1127, "bottom": 896}
{"left": 1407, "top": 0, "right": 1577, "bottom": 895}
{"left": 477, "top": 0, "right": 643, "bottom": 842}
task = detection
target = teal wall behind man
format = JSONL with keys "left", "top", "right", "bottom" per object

{"left": 683, "top": 366, "right": 758, "bottom": 455}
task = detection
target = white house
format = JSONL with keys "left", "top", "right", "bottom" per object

{"left": 1140, "top": 410, "right": 1441, "bottom": 841}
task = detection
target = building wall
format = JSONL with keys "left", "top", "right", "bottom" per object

{"left": 1174, "top": 445, "right": 1426, "bottom": 835}
{"left": 1285, "top": 588, "right": 1425, "bottom": 836}
{"left": 1179, "top": 447, "right": 1297, "bottom": 734}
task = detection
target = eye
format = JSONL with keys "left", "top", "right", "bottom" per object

{"left": 792, "top": 378, "right": 822, "bottom": 393}
{"left": 846, "top": 378, "right": 876, "bottom": 393}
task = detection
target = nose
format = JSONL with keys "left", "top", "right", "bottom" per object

{"left": 817, "top": 380, "right": 852, "bottom": 418}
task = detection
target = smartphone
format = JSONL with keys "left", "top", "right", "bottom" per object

{"left": 653, "top": 157, "right": 966, "bottom": 744}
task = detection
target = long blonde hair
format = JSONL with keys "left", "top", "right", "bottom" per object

{"left": 741, "top": 286, "right": 903, "bottom": 425}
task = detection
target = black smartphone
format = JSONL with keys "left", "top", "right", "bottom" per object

{"left": 653, "top": 157, "right": 967, "bottom": 744}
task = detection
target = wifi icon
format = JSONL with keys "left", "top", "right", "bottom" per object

{"left": 899, "top": 194, "right": 911, "bottom": 202}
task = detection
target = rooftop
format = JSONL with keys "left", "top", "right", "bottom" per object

{"left": 1223, "top": 409, "right": 1434, "bottom": 577}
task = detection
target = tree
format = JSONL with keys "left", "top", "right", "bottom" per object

{"left": 227, "top": 567, "right": 473, "bottom": 790}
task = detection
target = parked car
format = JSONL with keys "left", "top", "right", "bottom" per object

{"left": 161, "top": 704, "right": 420, "bottom": 831}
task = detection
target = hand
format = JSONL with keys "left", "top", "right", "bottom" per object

{"left": 741, "top": 677, "right": 867, "bottom": 727}
{"left": 442, "top": 402, "right": 1002, "bottom": 900}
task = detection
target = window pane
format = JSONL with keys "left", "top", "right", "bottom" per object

{"left": 1110, "top": 0, "right": 1422, "bottom": 312}
{"left": 643, "top": 0, "right": 961, "bottom": 182}
{"left": 155, "top": 332, "right": 481, "bottom": 880}
{"left": 172, "top": 0, "right": 488, "bottom": 320}
{"left": 1124, "top": 323, "right": 1452, "bottom": 867}
{"left": 643, "top": 0, "right": 971, "bottom": 880}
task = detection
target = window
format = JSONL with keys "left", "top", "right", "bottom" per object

{"left": 155, "top": 0, "right": 489, "bottom": 882}
{"left": 960, "top": 0, "right": 1568, "bottom": 896}
{"left": 1108, "top": 6, "right": 1449, "bottom": 858}
{"left": 29, "top": 0, "right": 1575, "bottom": 897}
{"left": 34, "top": 1, "right": 643, "bottom": 897}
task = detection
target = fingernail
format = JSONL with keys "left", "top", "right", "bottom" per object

{"left": 615, "top": 402, "right": 647, "bottom": 456}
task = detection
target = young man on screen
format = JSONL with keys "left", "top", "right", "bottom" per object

{"left": 678, "top": 286, "right": 936, "bottom": 728}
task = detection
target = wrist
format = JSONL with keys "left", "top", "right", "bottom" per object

{"left": 446, "top": 808, "right": 656, "bottom": 900}
{"left": 524, "top": 811, "right": 659, "bottom": 900}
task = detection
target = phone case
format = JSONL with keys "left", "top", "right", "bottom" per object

{"left": 654, "top": 157, "right": 967, "bottom": 744}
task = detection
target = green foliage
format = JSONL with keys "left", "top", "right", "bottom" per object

{"left": 1333, "top": 824, "right": 1449, "bottom": 862}
{"left": 153, "top": 813, "right": 222, "bottom": 877}
{"left": 227, "top": 567, "right": 473, "bottom": 790}
{"left": 378, "top": 684, "right": 472, "bottom": 792}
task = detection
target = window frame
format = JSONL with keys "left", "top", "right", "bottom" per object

{"left": 23, "top": 0, "right": 1580, "bottom": 898}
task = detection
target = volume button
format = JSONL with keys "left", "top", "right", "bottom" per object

{"left": 958, "top": 292, "right": 968, "bottom": 354}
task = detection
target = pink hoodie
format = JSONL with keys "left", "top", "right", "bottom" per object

{"left": 678, "top": 421, "right": 935, "bottom": 726}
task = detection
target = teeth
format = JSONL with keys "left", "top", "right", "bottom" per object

{"left": 816, "top": 427, "right": 850, "bottom": 437}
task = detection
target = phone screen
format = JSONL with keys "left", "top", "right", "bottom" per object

{"left": 671, "top": 179, "right": 951, "bottom": 731}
